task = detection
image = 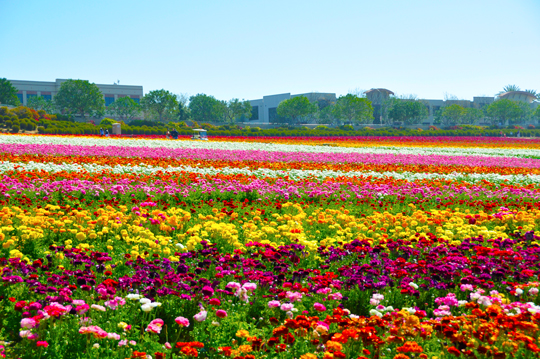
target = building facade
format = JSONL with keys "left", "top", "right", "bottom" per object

{"left": 9, "top": 79, "right": 144, "bottom": 107}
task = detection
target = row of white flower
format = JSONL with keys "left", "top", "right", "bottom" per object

{"left": 1, "top": 160, "right": 539, "bottom": 184}
{"left": 0, "top": 134, "right": 539, "bottom": 158}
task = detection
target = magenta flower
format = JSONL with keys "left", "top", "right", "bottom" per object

{"left": 313, "top": 303, "right": 326, "bottom": 312}
{"left": 216, "top": 309, "right": 227, "bottom": 318}
{"left": 268, "top": 300, "right": 281, "bottom": 308}
{"left": 175, "top": 316, "right": 190, "bottom": 327}
{"left": 146, "top": 318, "right": 164, "bottom": 334}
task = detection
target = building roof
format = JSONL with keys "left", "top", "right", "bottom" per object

{"left": 365, "top": 88, "right": 395, "bottom": 95}
{"left": 498, "top": 91, "right": 537, "bottom": 103}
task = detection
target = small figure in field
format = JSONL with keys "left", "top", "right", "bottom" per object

{"left": 166, "top": 130, "right": 170, "bottom": 139}
{"left": 100, "top": 128, "right": 104, "bottom": 136}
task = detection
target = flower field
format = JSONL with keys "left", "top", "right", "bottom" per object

{"left": 1, "top": 134, "right": 540, "bottom": 359}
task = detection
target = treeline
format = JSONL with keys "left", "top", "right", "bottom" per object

{"left": 1, "top": 78, "right": 539, "bottom": 127}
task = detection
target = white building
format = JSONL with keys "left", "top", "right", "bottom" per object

{"left": 9, "top": 78, "right": 143, "bottom": 107}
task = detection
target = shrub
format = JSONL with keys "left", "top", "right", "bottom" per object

{"left": 11, "top": 125, "right": 19, "bottom": 133}
{"left": 37, "top": 126, "right": 45, "bottom": 134}
{"left": 100, "top": 118, "right": 116, "bottom": 126}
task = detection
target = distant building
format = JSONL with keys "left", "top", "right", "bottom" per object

{"left": 9, "top": 78, "right": 143, "bottom": 107}
{"left": 365, "top": 88, "right": 394, "bottom": 123}
{"left": 497, "top": 91, "right": 537, "bottom": 103}
{"left": 249, "top": 92, "right": 336, "bottom": 124}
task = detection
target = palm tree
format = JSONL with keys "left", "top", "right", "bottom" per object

{"left": 524, "top": 89, "right": 538, "bottom": 98}
{"left": 498, "top": 85, "right": 521, "bottom": 95}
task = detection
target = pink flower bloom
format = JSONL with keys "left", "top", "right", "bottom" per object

{"left": 216, "top": 310, "right": 227, "bottom": 318}
{"left": 118, "top": 340, "right": 128, "bottom": 347}
{"left": 209, "top": 298, "right": 221, "bottom": 306}
{"left": 20, "top": 318, "right": 37, "bottom": 329}
{"left": 268, "top": 300, "right": 281, "bottom": 308}
{"left": 313, "top": 303, "right": 326, "bottom": 312}
{"left": 175, "top": 316, "right": 190, "bottom": 327}
{"left": 165, "top": 342, "right": 172, "bottom": 349}
{"left": 226, "top": 282, "right": 241, "bottom": 291}
{"left": 328, "top": 292, "right": 343, "bottom": 300}
{"left": 242, "top": 283, "right": 257, "bottom": 291}
{"left": 194, "top": 311, "right": 208, "bottom": 322}
{"left": 286, "top": 291, "right": 303, "bottom": 302}
{"left": 280, "top": 303, "right": 294, "bottom": 311}
{"left": 76, "top": 304, "right": 90, "bottom": 315}
{"left": 146, "top": 319, "right": 164, "bottom": 334}
{"left": 36, "top": 341, "right": 48, "bottom": 348}
{"left": 79, "top": 326, "right": 108, "bottom": 339}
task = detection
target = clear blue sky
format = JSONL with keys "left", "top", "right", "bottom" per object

{"left": 1, "top": 0, "right": 539, "bottom": 101}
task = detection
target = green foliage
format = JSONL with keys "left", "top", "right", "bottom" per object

{"left": 11, "top": 124, "right": 19, "bottom": 133}
{"left": 141, "top": 90, "right": 178, "bottom": 122}
{"left": 9, "top": 106, "right": 34, "bottom": 120}
{"left": 462, "top": 108, "right": 483, "bottom": 125}
{"left": 178, "top": 101, "right": 190, "bottom": 123}
{"left": 54, "top": 79, "right": 105, "bottom": 119}
{"left": 225, "top": 98, "right": 252, "bottom": 123}
{"left": 99, "top": 118, "right": 116, "bottom": 126}
{"left": 0, "top": 78, "right": 20, "bottom": 106}
{"left": 106, "top": 97, "right": 141, "bottom": 121}
{"left": 333, "top": 94, "right": 373, "bottom": 124}
{"left": 276, "top": 96, "right": 317, "bottom": 125}
{"left": 27, "top": 96, "right": 55, "bottom": 113}
{"left": 441, "top": 104, "right": 465, "bottom": 126}
{"left": 486, "top": 99, "right": 523, "bottom": 126}
{"left": 188, "top": 94, "right": 227, "bottom": 123}
{"left": 388, "top": 99, "right": 429, "bottom": 125}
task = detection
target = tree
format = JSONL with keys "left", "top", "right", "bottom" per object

{"left": 276, "top": 96, "right": 317, "bottom": 125}
{"left": 441, "top": 104, "right": 465, "bottom": 126}
{"left": 107, "top": 97, "right": 141, "bottom": 121}
{"left": 388, "top": 99, "right": 428, "bottom": 125}
{"left": 486, "top": 99, "right": 523, "bottom": 126}
{"left": 225, "top": 99, "right": 252, "bottom": 123}
{"left": 332, "top": 94, "right": 373, "bottom": 124}
{"left": 515, "top": 101, "right": 533, "bottom": 124}
{"left": 462, "top": 108, "right": 483, "bottom": 125}
{"left": 499, "top": 84, "right": 521, "bottom": 94}
{"left": 534, "top": 106, "right": 540, "bottom": 122}
{"left": 0, "top": 78, "right": 20, "bottom": 106}
{"left": 188, "top": 94, "right": 227, "bottom": 123}
{"left": 27, "top": 96, "right": 55, "bottom": 113}
{"left": 54, "top": 79, "right": 105, "bottom": 119}
{"left": 141, "top": 89, "right": 178, "bottom": 122}
{"left": 178, "top": 101, "right": 190, "bottom": 123}
{"left": 318, "top": 103, "right": 336, "bottom": 124}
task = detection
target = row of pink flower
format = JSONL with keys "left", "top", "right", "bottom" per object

{"left": 1, "top": 142, "right": 540, "bottom": 169}
{"left": 1, "top": 175, "right": 538, "bottom": 201}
